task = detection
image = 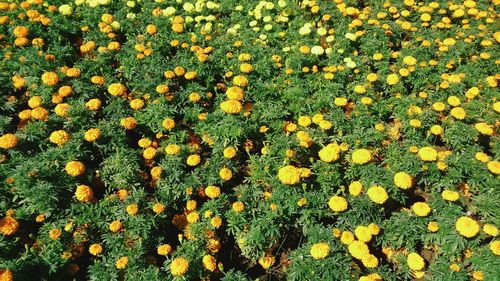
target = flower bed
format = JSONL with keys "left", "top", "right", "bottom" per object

{"left": 1, "top": 0, "right": 499, "bottom": 280}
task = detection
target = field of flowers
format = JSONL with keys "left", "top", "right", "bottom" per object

{"left": 1, "top": 0, "right": 499, "bottom": 280}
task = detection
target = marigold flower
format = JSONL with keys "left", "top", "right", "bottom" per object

{"left": 170, "top": 257, "right": 189, "bottom": 276}
{"left": 278, "top": 165, "right": 302, "bottom": 185}
{"left": 65, "top": 161, "right": 85, "bottom": 177}
{"left": 75, "top": 185, "right": 93, "bottom": 202}
{"left": 220, "top": 100, "right": 243, "bottom": 114}
{"left": 407, "top": 252, "right": 425, "bottom": 271}
{"left": 258, "top": 255, "right": 275, "bottom": 269}
{"left": 89, "top": 244, "right": 103, "bottom": 256}
{"left": 0, "top": 134, "right": 18, "bottom": 150}
{"left": 412, "top": 202, "right": 431, "bottom": 217}
{"left": 0, "top": 216, "right": 19, "bottom": 236}
{"left": 157, "top": 244, "right": 172, "bottom": 256}
{"left": 456, "top": 216, "right": 480, "bottom": 238}
{"left": 202, "top": 255, "right": 217, "bottom": 271}
{"left": 116, "top": 257, "right": 128, "bottom": 269}
{"left": 310, "top": 243, "right": 330, "bottom": 259}
{"left": 351, "top": 149, "right": 372, "bottom": 164}
{"left": 394, "top": 172, "right": 412, "bottom": 189}
{"left": 367, "top": 185, "right": 388, "bottom": 204}
{"left": 418, "top": 146, "right": 437, "bottom": 161}
{"left": 328, "top": 196, "right": 348, "bottom": 212}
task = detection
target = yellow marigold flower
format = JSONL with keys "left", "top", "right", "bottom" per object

{"left": 354, "top": 85, "right": 366, "bottom": 94}
{"left": 226, "top": 86, "right": 244, "bottom": 101}
{"left": 12, "top": 75, "right": 26, "bottom": 89}
{"left": 441, "top": 190, "right": 460, "bottom": 201}
{"left": 240, "top": 63, "right": 253, "bottom": 73}
{"left": 258, "top": 255, "right": 275, "bottom": 269}
{"left": 474, "top": 123, "right": 494, "bottom": 135}
{"left": 85, "top": 99, "right": 102, "bottom": 111}
{"left": 232, "top": 75, "right": 248, "bottom": 87}
{"left": 340, "top": 231, "right": 355, "bottom": 245}
{"left": 403, "top": 56, "right": 417, "bottom": 66}
{"left": 319, "top": 144, "right": 341, "bottom": 162}
{"left": 412, "top": 202, "right": 431, "bottom": 217}
{"left": 13, "top": 26, "right": 29, "bottom": 38}
{"left": 165, "top": 144, "right": 181, "bottom": 155}
{"left": 157, "top": 244, "right": 172, "bottom": 256}
{"left": 368, "top": 223, "right": 380, "bottom": 235}
{"left": 120, "top": 117, "right": 137, "bottom": 130}
{"left": 219, "top": 167, "right": 232, "bottom": 181}
{"left": 449, "top": 263, "right": 460, "bottom": 272}
{"left": 428, "top": 221, "right": 439, "bottom": 232}
{"left": 297, "top": 197, "right": 307, "bottom": 207}
{"left": 170, "top": 257, "right": 189, "bottom": 276}
{"left": 49, "top": 228, "right": 61, "bottom": 240}
{"left": 328, "top": 196, "right": 348, "bottom": 212}
{"left": 278, "top": 165, "right": 302, "bottom": 185}
{"left": 107, "top": 83, "right": 127, "bottom": 96}
{"left": 0, "top": 216, "right": 19, "bottom": 236}
{"left": 367, "top": 185, "right": 388, "bottom": 204}
{"left": 362, "top": 254, "right": 378, "bottom": 268}
{"left": 349, "top": 181, "right": 363, "bottom": 196}
{"left": 89, "top": 243, "right": 103, "bottom": 256}
{"left": 456, "top": 216, "right": 480, "bottom": 238}
{"left": 407, "top": 252, "right": 425, "bottom": 271}
{"left": 143, "top": 147, "right": 156, "bottom": 160}
{"left": 75, "top": 185, "right": 93, "bottom": 202}
{"left": 186, "top": 154, "right": 201, "bottom": 166}
{"left": 430, "top": 125, "right": 443, "bottom": 135}
{"left": 130, "top": 99, "right": 144, "bottom": 110}
{"left": 205, "top": 185, "right": 221, "bottom": 199}
{"left": 386, "top": 73, "right": 400, "bottom": 85}
{"left": 298, "top": 116, "right": 311, "bottom": 127}
{"left": 418, "top": 146, "right": 437, "bottom": 161}
{"left": 393, "top": 172, "right": 412, "bottom": 189}
{"left": 184, "top": 71, "right": 197, "bottom": 80}
{"left": 232, "top": 201, "right": 244, "bottom": 212}
{"left": 54, "top": 103, "right": 70, "bottom": 117}
{"left": 28, "top": 96, "right": 43, "bottom": 108}
{"left": 152, "top": 203, "right": 165, "bottom": 214}
{"left": 334, "top": 97, "right": 348, "bottom": 106}
{"left": 450, "top": 107, "right": 466, "bottom": 120}
{"left": 487, "top": 161, "right": 500, "bottom": 174}
{"left": 490, "top": 241, "right": 500, "bottom": 255}
{"left": 202, "top": 255, "right": 217, "bottom": 272}
{"left": 65, "top": 161, "right": 85, "bottom": 177}
{"left": 483, "top": 224, "right": 498, "bottom": 237}
{"left": 220, "top": 100, "right": 243, "bottom": 114}
{"left": 348, "top": 240, "right": 369, "bottom": 260}
{"left": 41, "top": 71, "right": 59, "bottom": 86}
{"left": 162, "top": 118, "right": 175, "bottom": 130}
{"left": 472, "top": 271, "right": 484, "bottom": 280}
{"left": 210, "top": 216, "right": 222, "bottom": 228}
{"left": 84, "top": 128, "right": 101, "bottom": 142}
{"left": 352, "top": 149, "right": 372, "bottom": 164}
{"left": 223, "top": 147, "right": 237, "bottom": 158}
{"left": 310, "top": 242, "right": 330, "bottom": 259}
{"left": 115, "top": 256, "right": 128, "bottom": 269}
{"left": 186, "top": 212, "right": 199, "bottom": 223}
{"left": 49, "top": 130, "right": 70, "bottom": 146}
{"left": 126, "top": 204, "right": 138, "bottom": 216}
{"left": 355, "top": 226, "right": 372, "bottom": 242}
{"left": 109, "top": 220, "right": 122, "bottom": 232}
{"left": 91, "top": 76, "right": 105, "bottom": 85}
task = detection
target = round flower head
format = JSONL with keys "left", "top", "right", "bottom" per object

{"left": 310, "top": 242, "right": 330, "bottom": 259}
{"left": 278, "top": 165, "right": 302, "bottom": 185}
{"left": 455, "top": 216, "right": 480, "bottom": 238}
{"left": 367, "top": 186, "right": 388, "bottom": 204}
{"left": 170, "top": 257, "right": 189, "bottom": 276}
{"left": 352, "top": 149, "right": 372, "bottom": 164}
{"left": 328, "top": 196, "right": 348, "bottom": 212}
{"left": 407, "top": 252, "right": 425, "bottom": 271}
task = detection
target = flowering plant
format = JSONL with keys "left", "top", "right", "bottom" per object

{"left": 1, "top": 0, "right": 499, "bottom": 280}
